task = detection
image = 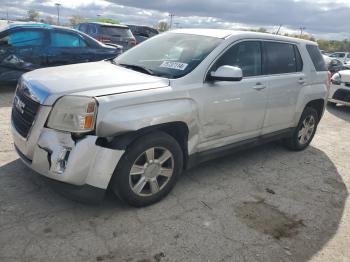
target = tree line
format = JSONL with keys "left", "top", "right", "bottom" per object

{"left": 14, "top": 9, "right": 350, "bottom": 53}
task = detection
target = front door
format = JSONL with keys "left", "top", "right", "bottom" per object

{"left": 195, "top": 41, "right": 268, "bottom": 151}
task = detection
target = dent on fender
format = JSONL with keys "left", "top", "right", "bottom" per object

{"left": 95, "top": 99, "right": 200, "bottom": 139}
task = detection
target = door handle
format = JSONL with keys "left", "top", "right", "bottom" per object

{"left": 298, "top": 78, "right": 305, "bottom": 85}
{"left": 253, "top": 82, "right": 266, "bottom": 91}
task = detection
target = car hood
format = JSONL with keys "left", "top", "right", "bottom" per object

{"left": 22, "top": 61, "right": 170, "bottom": 105}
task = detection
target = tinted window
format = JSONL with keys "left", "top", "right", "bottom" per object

{"left": 0, "top": 30, "right": 45, "bottom": 47}
{"left": 264, "top": 42, "right": 299, "bottom": 74}
{"left": 294, "top": 46, "right": 303, "bottom": 72}
{"left": 51, "top": 32, "right": 87, "bottom": 48}
{"left": 306, "top": 45, "right": 327, "bottom": 71}
{"left": 79, "top": 24, "right": 88, "bottom": 33}
{"left": 214, "top": 41, "right": 262, "bottom": 77}
{"left": 101, "top": 26, "right": 132, "bottom": 37}
{"left": 87, "top": 24, "right": 97, "bottom": 34}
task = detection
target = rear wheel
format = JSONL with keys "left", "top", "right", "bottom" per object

{"left": 283, "top": 107, "right": 319, "bottom": 151}
{"left": 111, "top": 131, "right": 183, "bottom": 207}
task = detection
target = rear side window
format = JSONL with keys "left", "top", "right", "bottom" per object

{"left": 87, "top": 24, "right": 97, "bottom": 34}
{"left": 214, "top": 41, "right": 262, "bottom": 77}
{"left": 0, "top": 30, "right": 45, "bottom": 47}
{"left": 79, "top": 24, "right": 88, "bottom": 33}
{"left": 51, "top": 32, "right": 87, "bottom": 48}
{"left": 101, "top": 26, "right": 132, "bottom": 37}
{"left": 306, "top": 45, "right": 327, "bottom": 71}
{"left": 264, "top": 42, "right": 301, "bottom": 74}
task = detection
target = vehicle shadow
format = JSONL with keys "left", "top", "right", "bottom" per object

{"left": 327, "top": 104, "right": 350, "bottom": 122}
{"left": 0, "top": 143, "right": 347, "bottom": 261}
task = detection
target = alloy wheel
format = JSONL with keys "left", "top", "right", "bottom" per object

{"left": 129, "top": 147, "right": 174, "bottom": 197}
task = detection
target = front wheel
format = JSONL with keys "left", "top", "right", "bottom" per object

{"left": 111, "top": 131, "right": 183, "bottom": 207}
{"left": 283, "top": 107, "right": 319, "bottom": 151}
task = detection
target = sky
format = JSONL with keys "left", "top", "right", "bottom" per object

{"left": 0, "top": 0, "right": 349, "bottom": 40}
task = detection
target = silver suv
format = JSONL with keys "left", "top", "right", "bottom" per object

{"left": 11, "top": 29, "right": 329, "bottom": 206}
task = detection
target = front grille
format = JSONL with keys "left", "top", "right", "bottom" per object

{"left": 12, "top": 86, "right": 40, "bottom": 138}
{"left": 345, "top": 83, "right": 350, "bottom": 87}
{"left": 333, "top": 88, "right": 350, "bottom": 103}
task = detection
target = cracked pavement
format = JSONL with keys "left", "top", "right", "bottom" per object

{"left": 0, "top": 85, "right": 350, "bottom": 262}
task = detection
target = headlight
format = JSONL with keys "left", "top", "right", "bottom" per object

{"left": 331, "top": 73, "right": 341, "bottom": 85}
{"left": 47, "top": 96, "right": 97, "bottom": 133}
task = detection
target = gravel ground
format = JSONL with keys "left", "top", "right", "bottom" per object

{"left": 0, "top": 86, "right": 349, "bottom": 262}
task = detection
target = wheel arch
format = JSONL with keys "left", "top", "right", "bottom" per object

{"left": 96, "top": 121, "right": 190, "bottom": 169}
{"left": 305, "top": 99, "right": 325, "bottom": 121}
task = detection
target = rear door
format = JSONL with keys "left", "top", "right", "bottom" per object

{"left": 0, "top": 28, "right": 48, "bottom": 83}
{"left": 47, "top": 30, "right": 93, "bottom": 66}
{"left": 262, "top": 41, "right": 305, "bottom": 133}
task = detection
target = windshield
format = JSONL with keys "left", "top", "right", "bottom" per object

{"left": 330, "top": 53, "right": 345, "bottom": 58}
{"left": 115, "top": 32, "right": 222, "bottom": 78}
{"left": 101, "top": 26, "right": 132, "bottom": 37}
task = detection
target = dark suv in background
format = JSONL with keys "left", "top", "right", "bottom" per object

{"left": 0, "top": 23, "right": 121, "bottom": 85}
{"left": 77, "top": 22, "right": 136, "bottom": 51}
{"left": 127, "top": 25, "right": 159, "bottom": 44}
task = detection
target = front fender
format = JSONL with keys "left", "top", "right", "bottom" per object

{"left": 95, "top": 99, "right": 200, "bottom": 151}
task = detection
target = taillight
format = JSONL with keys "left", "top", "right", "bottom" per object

{"left": 327, "top": 71, "right": 332, "bottom": 89}
{"left": 95, "top": 36, "right": 103, "bottom": 42}
{"left": 130, "top": 39, "right": 137, "bottom": 46}
{"left": 95, "top": 36, "right": 111, "bottom": 43}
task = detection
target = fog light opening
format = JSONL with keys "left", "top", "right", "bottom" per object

{"left": 52, "top": 147, "right": 71, "bottom": 174}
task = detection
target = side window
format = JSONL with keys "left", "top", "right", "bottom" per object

{"left": 51, "top": 32, "right": 87, "bottom": 48}
{"left": 79, "top": 24, "right": 88, "bottom": 33}
{"left": 264, "top": 42, "right": 298, "bottom": 74}
{"left": 294, "top": 45, "right": 303, "bottom": 72}
{"left": 347, "top": 54, "right": 350, "bottom": 58}
{"left": 0, "top": 30, "right": 45, "bottom": 47}
{"left": 306, "top": 45, "right": 327, "bottom": 71}
{"left": 214, "top": 41, "right": 262, "bottom": 77}
{"left": 88, "top": 25, "right": 97, "bottom": 34}
{"left": 0, "top": 34, "right": 9, "bottom": 46}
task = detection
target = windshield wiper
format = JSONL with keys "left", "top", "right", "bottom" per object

{"left": 118, "top": 63, "right": 155, "bottom": 75}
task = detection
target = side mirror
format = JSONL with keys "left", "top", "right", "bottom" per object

{"left": 209, "top": 65, "right": 243, "bottom": 82}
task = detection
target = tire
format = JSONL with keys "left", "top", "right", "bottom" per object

{"left": 111, "top": 131, "right": 183, "bottom": 207}
{"left": 283, "top": 107, "right": 319, "bottom": 151}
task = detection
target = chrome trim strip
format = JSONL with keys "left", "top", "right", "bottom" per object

{"left": 18, "top": 79, "right": 50, "bottom": 104}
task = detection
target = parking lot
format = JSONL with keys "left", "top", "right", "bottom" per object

{"left": 0, "top": 86, "right": 349, "bottom": 262}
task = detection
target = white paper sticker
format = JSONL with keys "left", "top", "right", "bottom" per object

{"left": 160, "top": 61, "right": 188, "bottom": 70}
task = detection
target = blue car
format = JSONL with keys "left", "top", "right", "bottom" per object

{"left": 0, "top": 23, "right": 122, "bottom": 85}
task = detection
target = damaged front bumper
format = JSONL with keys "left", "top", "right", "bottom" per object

{"left": 12, "top": 123, "right": 124, "bottom": 203}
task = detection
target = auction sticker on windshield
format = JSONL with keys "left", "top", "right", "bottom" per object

{"left": 160, "top": 61, "right": 188, "bottom": 70}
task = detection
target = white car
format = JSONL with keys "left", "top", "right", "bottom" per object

{"left": 329, "top": 52, "right": 350, "bottom": 65}
{"left": 329, "top": 70, "right": 350, "bottom": 106}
